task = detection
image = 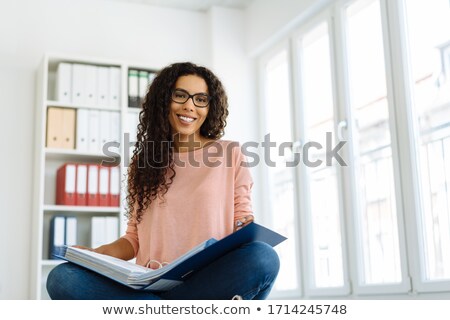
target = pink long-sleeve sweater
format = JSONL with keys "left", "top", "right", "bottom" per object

{"left": 121, "top": 140, "right": 253, "bottom": 267}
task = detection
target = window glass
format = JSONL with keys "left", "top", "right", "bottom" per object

{"left": 264, "top": 50, "right": 300, "bottom": 291}
{"left": 345, "top": 0, "right": 402, "bottom": 284}
{"left": 299, "top": 22, "right": 344, "bottom": 288}
{"left": 404, "top": 0, "right": 450, "bottom": 281}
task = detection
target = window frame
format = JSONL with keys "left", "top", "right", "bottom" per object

{"left": 384, "top": 0, "right": 450, "bottom": 293}
{"left": 291, "top": 8, "right": 351, "bottom": 297}
{"left": 334, "top": 0, "right": 412, "bottom": 295}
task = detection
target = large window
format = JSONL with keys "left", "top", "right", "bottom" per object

{"left": 297, "top": 21, "right": 346, "bottom": 292}
{"left": 260, "top": 0, "right": 450, "bottom": 298}
{"left": 344, "top": 0, "right": 402, "bottom": 286}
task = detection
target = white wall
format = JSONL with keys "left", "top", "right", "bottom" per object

{"left": 0, "top": 0, "right": 213, "bottom": 299}
{"left": 206, "top": 7, "right": 263, "bottom": 218}
{"left": 244, "top": 0, "right": 333, "bottom": 56}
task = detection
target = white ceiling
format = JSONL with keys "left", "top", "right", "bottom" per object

{"left": 107, "top": 0, "right": 255, "bottom": 12}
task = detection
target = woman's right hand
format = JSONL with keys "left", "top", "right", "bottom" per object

{"left": 72, "top": 244, "right": 109, "bottom": 255}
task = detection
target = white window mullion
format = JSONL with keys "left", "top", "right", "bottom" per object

{"left": 377, "top": 0, "right": 411, "bottom": 293}
{"left": 331, "top": 1, "right": 359, "bottom": 297}
{"left": 289, "top": 35, "right": 310, "bottom": 299}
{"left": 292, "top": 24, "right": 315, "bottom": 298}
{"left": 333, "top": 0, "right": 373, "bottom": 296}
{"left": 327, "top": 9, "right": 353, "bottom": 298}
{"left": 293, "top": 10, "right": 350, "bottom": 297}
{"left": 380, "top": 0, "right": 421, "bottom": 294}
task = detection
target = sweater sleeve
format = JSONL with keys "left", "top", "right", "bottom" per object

{"left": 120, "top": 210, "right": 140, "bottom": 258}
{"left": 233, "top": 143, "right": 254, "bottom": 220}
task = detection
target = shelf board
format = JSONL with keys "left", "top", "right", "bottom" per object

{"left": 45, "top": 148, "right": 121, "bottom": 162}
{"left": 43, "top": 204, "right": 121, "bottom": 213}
{"left": 41, "top": 259, "right": 65, "bottom": 267}
{"left": 46, "top": 100, "right": 122, "bottom": 112}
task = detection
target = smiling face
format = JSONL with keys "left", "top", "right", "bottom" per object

{"left": 169, "top": 74, "right": 209, "bottom": 144}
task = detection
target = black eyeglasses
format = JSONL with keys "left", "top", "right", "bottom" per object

{"left": 171, "top": 89, "right": 211, "bottom": 108}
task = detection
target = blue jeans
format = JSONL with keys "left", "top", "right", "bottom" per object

{"left": 46, "top": 241, "right": 280, "bottom": 300}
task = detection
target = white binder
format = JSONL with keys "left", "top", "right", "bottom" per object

{"left": 109, "top": 67, "right": 121, "bottom": 108}
{"left": 105, "top": 216, "right": 119, "bottom": 243}
{"left": 85, "top": 65, "right": 98, "bottom": 106}
{"left": 65, "top": 217, "right": 77, "bottom": 246}
{"left": 55, "top": 63, "right": 72, "bottom": 103}
{"left": 99, "top": 110, "right": 111, "bottom": 152}
{"left": 91, "top": 216, "right": 118, "bottom": 248}
{"left": 88, "top": 110, "right": 100, "bottom": 153}
{"left": 110, "top": 111, "right": 121, "bottom": 145}
{"left": 76, "top": 109, "right": 89, "bottom": 152}
{"left": 91, "top": 217, "right": 106, "bottom": 248}
{"left": 53, "top": 217, "right": 65, "bottom": 247}
{"left": 72, "top": 64, "right": 87, "bottom": 105}
{"left": 49, "top": 216, "right": 66, "bottom": 259}
{"left": 97, "top": 66, "right": 110, "bottom": 107}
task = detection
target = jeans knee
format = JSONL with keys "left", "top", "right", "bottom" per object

{"left": 46, "top": 262, "right": 74, "bottom": 299}
{"left": 46, "top": 263, "right": 63, "bottom": 295}
{"left": 46, "top": 266, "right": 58, "bottom": 298}
{"left": 244, "top": 241, "right": 280, "bottom": 280}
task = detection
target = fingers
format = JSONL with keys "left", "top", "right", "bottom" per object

{"left": 234, "top": 215, "right": 254, "bottom": 232}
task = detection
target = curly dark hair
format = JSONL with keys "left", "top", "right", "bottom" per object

{"left": 126, "top": 62, "right": 229, "bottom": 223}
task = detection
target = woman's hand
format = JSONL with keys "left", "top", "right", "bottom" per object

{"left": 73, "top": 239, "right": 135, "bottom": 260}
{"left": 72, "top": 245, "right": 106, "bottom": 254}
{"left": 234, "top": 215, "right": 254, "bottom": 232}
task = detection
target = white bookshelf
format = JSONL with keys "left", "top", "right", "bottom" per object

{"left": 31, "top": 53, "right": 158, "bottom": 299}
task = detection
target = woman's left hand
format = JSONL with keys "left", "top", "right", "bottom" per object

{"left": 234, "top": 215, "right": 254, "bottom": 232}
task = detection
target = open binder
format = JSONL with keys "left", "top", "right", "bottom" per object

{"left": 55, "top": 222, "right": 287, "bottom": 292}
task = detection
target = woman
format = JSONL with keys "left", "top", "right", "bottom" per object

{"left": 46, "top": 62, "right": 280, "bottom": 300}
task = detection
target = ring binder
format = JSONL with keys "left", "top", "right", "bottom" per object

{"left": 55, "top": 222, "right": 286, "bottom": 292}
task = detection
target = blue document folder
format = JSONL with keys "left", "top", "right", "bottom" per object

{"left": 56, "top": 222, "right": 287, "bottom": 292}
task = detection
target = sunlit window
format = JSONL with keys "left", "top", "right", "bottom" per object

{"left": 344, "top": 0, "right": 402, "bottom": 285}
{"left": 404, "top": 0, "right": 450, "bottom": 281}
{"left": 298, "top": 22, "right": 344, "bottom": 288}
{"left": 264, "top": 50, "right": 300, "bottom": 292}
